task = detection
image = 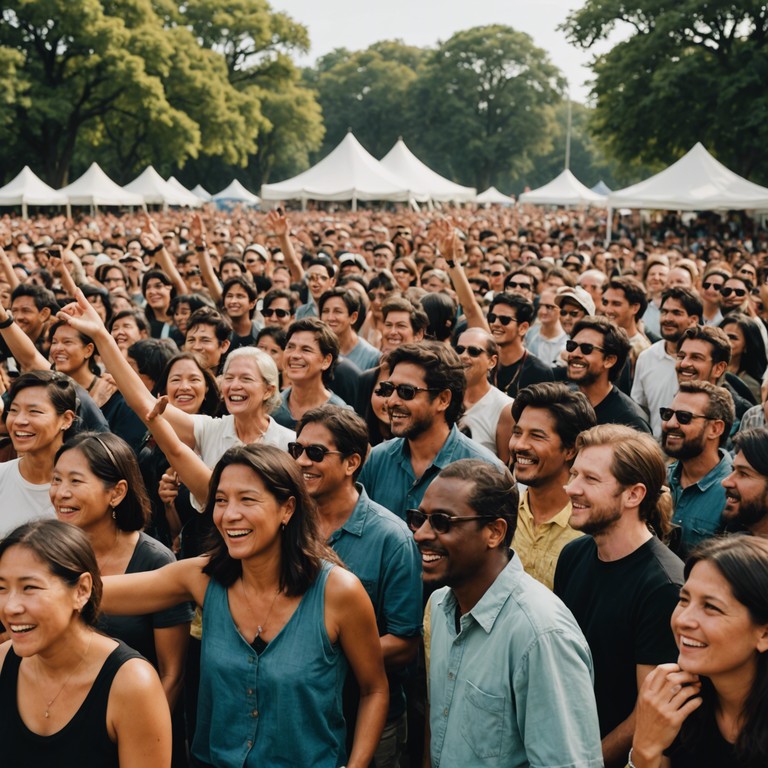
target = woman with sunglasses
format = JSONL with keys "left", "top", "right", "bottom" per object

{"left": 631, "top": 536, "right": 768, "bottom": 768}
{"left": 699, "top": 268, "right": 728, "bottom": 326}
{"left": 719, "top": 313, "right": 767, "bottom": 404}
{"left": 97, "top": 425, "right": 388, "bottom": 767}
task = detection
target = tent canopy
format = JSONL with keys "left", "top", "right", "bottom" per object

{"left": 191, "top": 183, "right": 212, "bottom": 201}
{"left": 261, "top": 132, "right": 419, "bottom": 203}
{"left": 123, "top": 167, "right": 200, "bottom": 207}
{"left": 519, "top": 169, "right": 606, "bottom": 206}
{"left": 60, "top": 163, "right": 145, "bottom": 207}
{"left": 591, "top": 180, "right": 612, "bottom": 196}
{"left": 608, "top": 143, "right": 768, "bottom": 211}
{"left": 475, "top": 186, "right": 515, "bottom": 206}
{"left": 212, "top": 180, "right": 260, "bottom": 205}
{"left": 380, "top": 138, "right": 476, "bottom": 203}
{"left": 166, "top": 176, "right": 204, "bottom": 207}
{"left": 0, "top": 166, "right": 68, "bottom": 207}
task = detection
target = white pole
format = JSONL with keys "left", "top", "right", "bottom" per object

{"left": 565, "top": 90, "right": 572, "bottom": 171}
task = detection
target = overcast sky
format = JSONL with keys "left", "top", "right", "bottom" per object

{"left": 269, "top": 0, "right": 626, "bottom": 103}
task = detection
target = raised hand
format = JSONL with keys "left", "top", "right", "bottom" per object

{"left": 190, "top": 212, "right": 206, "bottom": 243}
{"left": 265, "top": 208, "right": 288, "bottom": 238}
{"left": 435, "top": 219, "right": 459, "bottom": 261}
{"left": 56, "top": 288, "right": 109, "bottom": 339}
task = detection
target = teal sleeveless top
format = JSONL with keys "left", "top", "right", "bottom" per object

{"left": 193, "top": 561, "right": 349, "bottom": 767}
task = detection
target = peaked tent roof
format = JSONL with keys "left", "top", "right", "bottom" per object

{"left": 608, "top": 143, "right": 768, "bottom": 211}
{"left": 476, "top": 186, "right": 515, "bottom": 205}
{"left": 380, "top": 139, "right": 476, "bottom": 202}
{"left": 191, "top": 184, "right": 212, "bottom": 201}
{"left": 123, "top": 166, "right": 200, "bottom": 207}
{"left": 60, "top": 163, "right": 145, "bottom": 207}
{"left": 261, "top": 132, "right": 422, "bottom": 203}
{"left": 212, "top": 180, "right": 260, "bottom": 205}
{"left": 166, "top": 176, "right": 204, "bottom": 207}
{"left": 591, "top": 180, "right": 612, "bottom": 195}
{"left": 0, "top": 166, "right": 68, "bottom": 207}
{"left": 519, "top": 169, "right": 606, "bottom": 206}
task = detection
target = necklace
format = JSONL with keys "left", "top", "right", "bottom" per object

{"left": 241, "top": 580, "right": 281, "bottom": 639}
{"left": 96, "top": 529, "right": 122, "bottom": 576}
{"left": 39, "top": 631, "right": 93, "bottom": 718}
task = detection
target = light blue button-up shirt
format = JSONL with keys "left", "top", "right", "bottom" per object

{"left": 358, "top": 424, "right": 506, "bottom": 519}
{"left": 428, "top": 556, "right": 603, "bottom": 768}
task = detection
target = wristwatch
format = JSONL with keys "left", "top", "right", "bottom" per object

{"left": 0, "top": 312, "right": 13, "bottom": 329}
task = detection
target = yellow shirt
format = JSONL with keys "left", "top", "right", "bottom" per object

{"left": 511, "top": 490, "right": 583, "bottom": 590}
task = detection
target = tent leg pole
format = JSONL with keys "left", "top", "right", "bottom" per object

{"left": 606, "top": 207, "right": 613, "bottom": 244}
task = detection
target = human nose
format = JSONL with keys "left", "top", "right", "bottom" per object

{"left": 721, "top": 471, "right": 735, "bottom": 490}
{"left": 412, "top": 517, "right": 435, "bottom": 543}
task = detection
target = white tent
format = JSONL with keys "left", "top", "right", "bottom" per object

{"left": 0, "top": 166, "right": 68, "bottom": 218}
{"left": 191, "top": 184, "right": 212, "bottom": 201}
{"left": 60, "top": 163, "right": 145, "bottom": 209}
{"left": 519, "top": 169, "right": 606, "bottom": 206}
{"left": 591, "top": 180, "right": 612, "bottom": 196}
{"left": 476, "top": 186, "right": 515, "bottom": 206}
{"left": 123, "top": 166, "right": 200, "bottom": 208}
{"left": 212, "top": 180, "right": 261, "bottom": 206}
{"left": 608, "top": 143, "right": 768, "bottom": 211}
{"left": 380, "top": 138, "right": 476, "bottom": 203}
{"left": 166, "top": 176, "right": 204, "bottom": 207}
{"left": 261, "top": 132, "right": 420, "bottom": 209}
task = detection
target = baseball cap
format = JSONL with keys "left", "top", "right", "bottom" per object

{"left": 338, "top": 253, "right": 368, "bottom": 271}
{"left": 554, "top": 286, "right": 595, "bottom": 316}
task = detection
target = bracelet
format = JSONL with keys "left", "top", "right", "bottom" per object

{"left": 0, "top": 313, "right": 13, "bottom": 329}
{"left": 196, "top": 244, "right": 207, "bottom": 252}
{"left": 145, "top": 243, "right": 163, "bottom": 256}
{"left": 446, "top": 259, "right": 456, "bottom": 268}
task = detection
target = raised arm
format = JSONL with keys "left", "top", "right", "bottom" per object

{"left": 0, "top": 246, "right": 21, "bottom": 291}
{"left": 190, "top": 212, "right": 222, "bottom": 302}
{"left": 0, "top": 302, "right": 51, "bottom": 372}
{"left": 57, "top": 289, "right": 197, "bottom": 447}
{"left": 140, "top": 212, "right": 187, "bottom": 296}
{"left": 265, "top": 208, "right": 303, "bottom": 282}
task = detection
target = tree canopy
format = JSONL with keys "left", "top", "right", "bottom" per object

{"left": 564, "top": 0, "right": 768, "bottom": 182}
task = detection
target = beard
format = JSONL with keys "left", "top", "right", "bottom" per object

{"left": 725, "top": 490, "right": 768, "bottom": 529}
{"left": 662, "top": 429, "right": 707, "bottom": 461}
{"left": 570, "top": 497, "right": 623, "bottom": 537}
{"left": 567, "top": 365, "right": 600, "bottom": 387}
{"left": 389, "top": 409, "right": 433, "bottom": 440}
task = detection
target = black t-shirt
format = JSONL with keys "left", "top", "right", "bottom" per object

{"left": 594, "top": 384, "right": 652, "bottom": 433}
{"left": 665, "top": 709, "right": 739, "bottom": 767}
{"left": 329, "top": 356, "right": 361, "bottom": 407}
{"left": 554, "top": 536, "right": 684, "bottom": 736}
{"left": 228, "top": 320, "right": 261, "bottom": 352}
{"left": 495, "top": 350, "right": 554, "bottom": 398}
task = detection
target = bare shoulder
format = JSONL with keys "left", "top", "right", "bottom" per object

{"left": 324, "top": 565, "right": 368, "bottom": 612}
{"left": 0, "top": 640, "right": 11, "bottom": 674}
{"left": 111, "top": 656, "right": 163, "bottom": 697}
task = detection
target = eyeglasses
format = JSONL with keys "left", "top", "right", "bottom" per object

{"left": 565, "top": 340, "right": 605, "bottom": 355}
{"left": 374, "top": 381, "right": 441, "bottom": 400}
{"left": 659, "top": 408, "right": 715, "bottom": 425}
{"left": 560, "top": 308, "right": 583, "bottom": 319}
{"left": 406, "top": 508, "right": 497, "bottom": 534}
{"left": 480, "top": 269, "right": 492, "bottom": 275}
{"left": 490, "top": 270, "right": 506, "bottom": 278}
{"left": 701, "top": 281, "right": 723, "bottom": 291}
{"left": 263, "top": 307, "right": 291, "bottom": 319}
{"left": 487, "top": 312, "right": 517, "bottom": 326}
{"left": 287, "top": 443, "right": 343, "bottom": 462}
{"left": 307, "top": 273, "right": 329, "bottom": 282}
{"left": 505, "top": 281, "right": 532, "bottom": 291}
{"left": 539, "top": 303, "right": 558, "bottom": 311}
{"left": 393, "top": 267, "right": 411, "bottom": 275}
{"left": 564, "top": 262, "right": 581, "bottom": 271}
{"left": 455, "top": 345, "right": 485, "bottom": 358}
{"left": 721, "top": 287, "right": 747, "bottom": 298}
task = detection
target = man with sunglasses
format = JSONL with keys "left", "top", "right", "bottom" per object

{"left": 261, "top": 288, "right": 296, "bottom": 331}
{"left": 359, "top": 341, "right": 504, "bottom": 520}
{"left": 662, "top": 381, "right": 734, "bottom": 557}
{"left": 416, "top": 459, "right": 602, "bottom": 768}
{"left": 554, "top": 285, "right": 595, "bottom": 339}
{"left": 292, "top": 405, "right": 421, "bottom": 768}
{"left": 566, "top": 316, "right": 651, "bottom": 433}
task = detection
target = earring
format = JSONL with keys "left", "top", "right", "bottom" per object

{"left": 280, "top": 522, "right": 286, "bottom": 532}
{"left": 110, "top": 505, "right": 116, "bottom": 520}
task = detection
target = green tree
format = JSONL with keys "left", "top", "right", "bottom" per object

{"left": 564, "top": 1, "right": 768, "bottom": 182}
{"left": 309, "top": 41, "right": 427, "bottom": 158}
{"left": 409, "top": 26, "right": 565, "bottom": 190}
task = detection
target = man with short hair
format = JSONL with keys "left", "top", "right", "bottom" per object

{"left": 417, "top": 460, "right": 603, "bottom": 768}
{"left": 261, "top": 288, "right": 295, "bottom": 331}
{"left": 662, "top": 381, "right": 734, "bottom": 556}
{"left": 722, "top": 427, "right": 768, "bottom": 537}
{"left": 380, "top": 296, "right": 427, "bottom": 353}
{"left": 554, "top": 285, "right": 595, "bottom": 338}
{"left": 359, "top": 341, "right": 504, "bottom": 519}
{"left": 578, "top": 269, "right": 607, "bottom": 307}
{"left": 293, "top": 405, "right": 421, "bottom": 768}
{"left": 9, "top": 283, "right": 57, "bottom": 354}
{"left": 296, "top": 259, "right": 335, "bottom": 319}
{"left": 632, "top": 287, "right": 702, "bottom": 438}
{"left": 524, "top": 287, "right": 568, "bottom": 366}
{"left": 221, "top": 276, "right": 260, "bottom": 351}
{"left": 184, "top": 307, "right": 232, "bottom": 374}
{"left": 566, "top": 316, "right": 651, "bottom": 432}
{"left": 555, "top": 425, "right": 684, "bottom": 768}
{"left": 488, "top": 293, "right": 553, "bottom": 398}
{"left": 601, "top": 276, "right": 651, "bottom": 377}
{"left": 319, "top": 287, "right": 380, "bottom": 370}
{"left": 509, "top": 383, "right": 597, "bottom": 589}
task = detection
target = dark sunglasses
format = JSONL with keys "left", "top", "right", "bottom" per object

{"left": 721, "top": 287, "right": 747, "bottom": 298}
{"left": 455, "top": 345, "right": 486, "bottom": 358}
{"left": 701, "top": 281, "right": 723, "bottom": 291}
{"left": 406, "top": 508, "right": 497, "bottom": 534}
{"left": 566, "top": 340, "right": 605, "bottom": 355}
{"left": 487, "top": 312, "right": 517, "bottom": 326}
{"left": 505, "top": 280, "right": 532, "bottom": 291}
{"left": 480, "top": 269, "right": 492, "bottom": 275}
{"left": 560, "top": 308, "right": 583, "bottom": 319}
{"left": 287, "top": 442, "right": 343, "bottom": 462}
{"left": 263, "top": 307, "right": 291, "bottom": 318}
{"left": 374, "top": 381, "right": 440, "bottom": 400}
{"left": 490, "top": 270, "right": 506, "bottom": 277}
{"left": 659, "top": 408, "right": 714, "bottom": 425}
{"left": 393, "top": 267, "right": 412, "bottom": 275}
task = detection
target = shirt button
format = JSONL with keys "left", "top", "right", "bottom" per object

{"left": 447, "top": 672, "right": 454, "bottom": 680}
{"left": 247, "top": 689, "right": 253, "bottom": 695}
{"left": 252, "top": 710, "right": 259, "bottom": 718}
{"left": 443, "top": 708, "right": 449, "bottom": 717}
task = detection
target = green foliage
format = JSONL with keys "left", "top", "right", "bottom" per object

{"left": 564, "top": 1, "right": 768, "bottom": 182}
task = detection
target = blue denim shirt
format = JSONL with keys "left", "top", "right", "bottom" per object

{"left": 428, "top": 556, "right": 603, "bottom": 768}
{"left": 358, "top": 424, "right": 506, "bottom": 519}
{"left": 668, "top": 450, "right": 732, "bottom": 557}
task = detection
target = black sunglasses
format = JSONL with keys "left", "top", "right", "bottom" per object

{"left": 487, "top": 312, "right": 517, "bottom": 326}
{"left": 659, "top": 408, "right": 714, "bottom": 425}
{"left": 560, "top": 308, "right": 583, "bottom": 319}
{"left": 406, "top": 508, "right": 497, "bottom": 534}
{"left": 701, "top": 281, "right": 723, "bottom": 291}
{"left": 490, "top": 270, "right": 506, "bottom": 277}
{"left": 566, "top": 340, "right": 605, "bottom": 355}
{"left": 287, "top": 442, "right": 343, "bottom": 462}
{"left": 505, "top": 280, "right": 532, "bottom": 291}
{"left": 454, "top": 345, "right": 486, "bottom": 358}
{"left": 374, "top": 381, "right": 441, "bottom": 400}
{"left": 721, "top": 287, "right": 747, "bottom": 298}
{"left": 263, "top": 307, "right": 291, "bottom": 318}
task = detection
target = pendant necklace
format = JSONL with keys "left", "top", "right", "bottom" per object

{"left": 241, "top": 581, "right": 281, "bottom": 639}
{"left": 39, "top": 630, "right": 93, "bottom": 718}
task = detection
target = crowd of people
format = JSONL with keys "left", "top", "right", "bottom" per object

{"left": 0, "top": 202, "right": 767, "bottom": 767}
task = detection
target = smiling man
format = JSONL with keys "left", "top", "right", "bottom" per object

{"left": 319, "top": 287, "right": 380, "bottom": 370}
{"left": 183, "top": 308, "right": 231, "bottom": 375}
{"left": 554, "top": 425, "right": 684, "bottom": 768}
{"left": 380, "top": 296, "right": 427, "bottom": 354}
{"left": 414, "top": 460, "right": 602, "bottom": 768}
{"left": 722, "top": 427, "right": 768, "bottom": 537}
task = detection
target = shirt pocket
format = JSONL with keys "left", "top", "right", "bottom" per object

{"left": 459, "top": 680, "right": 506, "bottom": 759}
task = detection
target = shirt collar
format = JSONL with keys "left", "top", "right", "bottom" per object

{"left": 520, "top": 489, "right": 573, "bottom": 529}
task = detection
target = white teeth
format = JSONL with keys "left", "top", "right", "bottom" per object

{"left": 58, "top": 507, "right": 78, "bottom": 514}
{"left": 516, "top": 457, "right": 536, "bottom": 465}
{"left": 10, "top": 624, "right": 34, "bottom": 632}
{"left": 229, "top": 395, "right": 247, "bottom": 401}
{"left": 226, "top": 529, "right": 250, "bottom": 538}
{"left": 681, "top": 636, "right": 707, "bottom": 648}
{"left": 421, "top": 553, "right": 443, "bottom": 562}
